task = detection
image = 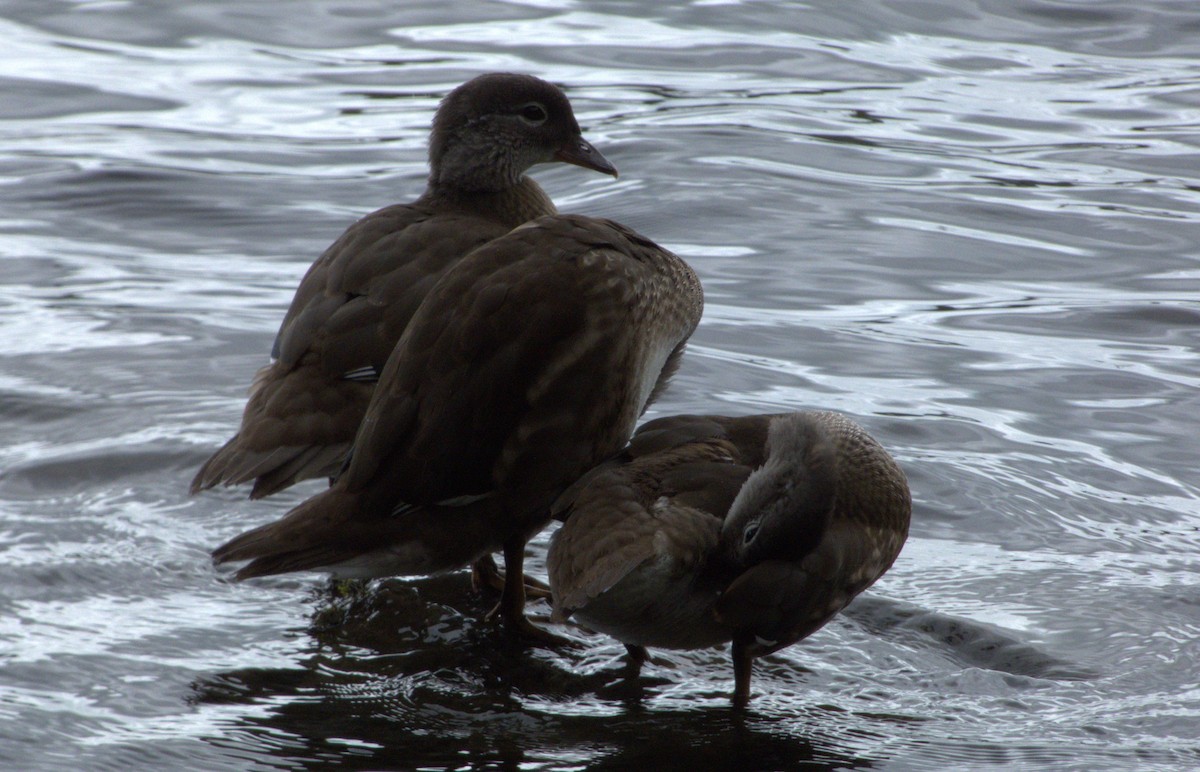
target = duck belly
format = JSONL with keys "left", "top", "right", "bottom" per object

{"left": 573, "top": 563, "right": 729, "bottom": 650}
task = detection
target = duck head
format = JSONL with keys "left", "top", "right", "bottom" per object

{"left": 719, "top": 413, "right": 838, "bottom": 567}
{"left": 428, "top": 72, "right": 617, "bottom": 192}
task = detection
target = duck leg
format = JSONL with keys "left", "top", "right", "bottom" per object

{"left": 471, "top": 553, "right": 552, "bottom": 599}
{"left": 472, "top": 554, "right": 503, "bottom": 594}
{"left": 624, "top": 644, "right": 649, "bottom": 677}
{"left": 731, "top": 639, "right": 754, "bottom": 709}
{"left": 490, "top": 537, "right": 574, "bottom": 647}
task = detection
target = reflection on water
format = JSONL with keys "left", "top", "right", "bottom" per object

{"left": 188, "top": 577, "right": 1088, "bottom": 770}
{"left": 2, "top": 0, "right": 1200, "bottom": 770}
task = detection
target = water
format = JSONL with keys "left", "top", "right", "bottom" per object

{"left": 2, "top": 1, "right": 1199, "bottom": 769}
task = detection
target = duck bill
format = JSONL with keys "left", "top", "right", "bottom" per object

{"left": 555, "top": 137, "right": 618, "bottom": 178}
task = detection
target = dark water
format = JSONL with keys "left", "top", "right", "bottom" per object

{"left": 3, "top": 1, "right": 1199, "bottom": 769}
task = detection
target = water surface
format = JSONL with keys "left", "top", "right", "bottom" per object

{"left": 2, "top": 1, "right": 1199, "bottom": 769}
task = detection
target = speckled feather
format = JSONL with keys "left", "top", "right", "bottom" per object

{"left": 212, "top": 214, "right": 703, "bottom": 581}
{"left": 192, "top": 73, "right": 615, "bottom": 499}
{"left": 546, "top": 410, "right": 911, "bottom": 700}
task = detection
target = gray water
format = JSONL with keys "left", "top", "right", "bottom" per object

{"left": 2, "top": 1, "right": 1199, "bottom": 769}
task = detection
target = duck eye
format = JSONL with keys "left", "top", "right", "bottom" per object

{"left": 519, "top": 103, "right": 548, "bottom": 124}
{"left": 743, "top": 522, "right": 760, "bottom": 545}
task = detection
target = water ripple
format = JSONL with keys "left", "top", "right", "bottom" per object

{"left": 3, "top": 1, "right": 1200, "bottom": 769}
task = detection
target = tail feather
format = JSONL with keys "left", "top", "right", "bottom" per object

{"left": 212, "top": 488, "right": 367, "bottom": 579}
{"left": 191, "top": 435, "right": 347, "bottom": 498}
{"left": 211, "top": 488, "right": 513, "bottom": 581}
{"left": 247, "top": 442, "right": 349, "bottom": 499}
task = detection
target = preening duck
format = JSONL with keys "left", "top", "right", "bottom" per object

{"left": 548, "top": 411, "right": 911, "bottom": 706}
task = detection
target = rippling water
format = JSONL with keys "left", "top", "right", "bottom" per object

{"left": 3, "top": 1, "right": 1199, "bottom": 769}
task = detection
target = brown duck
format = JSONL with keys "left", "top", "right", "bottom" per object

{"left": 213, "top": 214, "right": 704, "bottom": 640}
{"left": 192, "top": 73, "right": 617, "bottom": 499}
{"left": 547, "top": 411, "right": 911, "bottom": 706}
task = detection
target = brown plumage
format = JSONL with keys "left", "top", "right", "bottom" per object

{"left": 547, "top": 411, "right": 911, "bottom": 706}
{"left": 212, "top": 214, "right": 703, "bottom": 640}
{"left": 192, "top": 73, "right": 617, "bottom": 499}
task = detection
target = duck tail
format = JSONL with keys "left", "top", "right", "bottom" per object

{"left": 212, "top": 487, "right": 368, "bottom": 580}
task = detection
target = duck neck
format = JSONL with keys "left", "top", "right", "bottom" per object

{"left": 420, "top": 175, "right": 557, "bottom": 229}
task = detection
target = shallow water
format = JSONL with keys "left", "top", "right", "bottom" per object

{"left": 2, "top": 1, "right": 1199, "bottom": 769}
